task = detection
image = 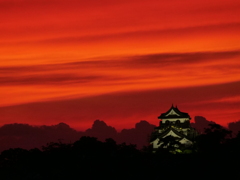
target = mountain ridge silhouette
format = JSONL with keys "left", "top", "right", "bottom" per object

{"left": 0, "top": 116, "right": 239, "bottom": 152}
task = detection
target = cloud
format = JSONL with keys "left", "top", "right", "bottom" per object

{"left": 1, "top": 0, "right": 239, "bottom": 63}
{"left": 0, "top": 80, "right": 239, "bottom": 130}
{"left": 126, "top": 50, "right": 240, "bottom": 67}
{"left": 1, "top": 50, "right": 240, "bottom": 85}
{"left": 0, "top": 50, "right": 240, "bottom": 108}
{"left": 2, "top": 50, "right": 240, "bottom": 71}
{"left": 2, "top": 22, "right": 240, "bottom": 45}
{"left": 0, "top": 74, "right": 102, "bottom": 86}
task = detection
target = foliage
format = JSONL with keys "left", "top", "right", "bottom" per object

{"left": 0, "top": 124, "right": 240, "bottom": 179}
{"left": 157, "top": 135, "right": 183, "bottom": 154}
{"left": 196, "top": 123, "right": 232, "bottom": 153}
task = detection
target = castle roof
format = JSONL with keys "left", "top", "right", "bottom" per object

{"left": 158, "top": 105, "right": 191, "bottom": 119}
{"left": 157, "top": 127, "right": 185, "bottom": 139}
{"left": 151, "top": 127, "right": 193, "bottom": 142}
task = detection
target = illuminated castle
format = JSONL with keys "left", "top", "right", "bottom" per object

{"left": 150, "top": 105, "right": 198, "bottom": 153}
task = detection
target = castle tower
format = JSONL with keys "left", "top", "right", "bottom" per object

{"left": 150, "top": 105, "right": 197, "bottom": 153}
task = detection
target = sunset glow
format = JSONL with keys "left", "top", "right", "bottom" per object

{"left": 0, "top": 0, "right": 240, "bottom": 130}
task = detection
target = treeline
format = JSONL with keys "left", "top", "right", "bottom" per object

{"left": 0, "top": 122, "right": 240, "bottom": 180}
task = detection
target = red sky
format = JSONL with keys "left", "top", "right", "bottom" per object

{"left": 0, "top": 0, "right": 240, "bottom": 130}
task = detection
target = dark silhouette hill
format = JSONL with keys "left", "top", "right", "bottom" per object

{"left": 191, "top": 116, "right": 215, "bottom": 133}
{"left": 228, "top": 120, "right": 240, "bottom": 135}
{"left": 0, "top": 123, "right": 83, "bottom": 152}
{"left": 0, "top": 116, "right": 238, "bottom": 152}
{"left": 85, "top": 120, "right": 118, "bottom": 141}
{"left": 0, "top": 120, "right": 155, "bottom": 152}
{"left": 117, "top": 120, "right": 156, "bottom": 148}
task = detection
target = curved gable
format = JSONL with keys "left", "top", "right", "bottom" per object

{"left": 166, "top": 109, "right": 180, "bottom": 116}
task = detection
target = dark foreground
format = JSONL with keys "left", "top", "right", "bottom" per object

{"left": 0, "top": 134, "right": 240, "bottom": 180}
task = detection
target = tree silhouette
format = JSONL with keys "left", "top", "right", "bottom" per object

{"left": 157, "top": 135, "right": 183, "bottom": 154}
{"left": 196, "top": 123, "right": 232, "bottom": 153}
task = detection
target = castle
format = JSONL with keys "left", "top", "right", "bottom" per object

{"left": 150, "top": 105, "right": 198, "bottom": 153}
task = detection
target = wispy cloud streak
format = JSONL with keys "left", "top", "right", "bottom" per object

{"left": 1, "top": 51, "right": 240, "bottom": 86}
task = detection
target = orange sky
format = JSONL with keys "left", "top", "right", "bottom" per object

{"left": 0, "top": 0, "right": 240, "bottom": 130}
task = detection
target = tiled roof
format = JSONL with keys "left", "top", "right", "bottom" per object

{"left": 158, "top": 105, "right": 191, "bottom": 119}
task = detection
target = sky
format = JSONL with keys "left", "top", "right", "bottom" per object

{"left": 0, "top": 0, "right": 240, "bottom": 131}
